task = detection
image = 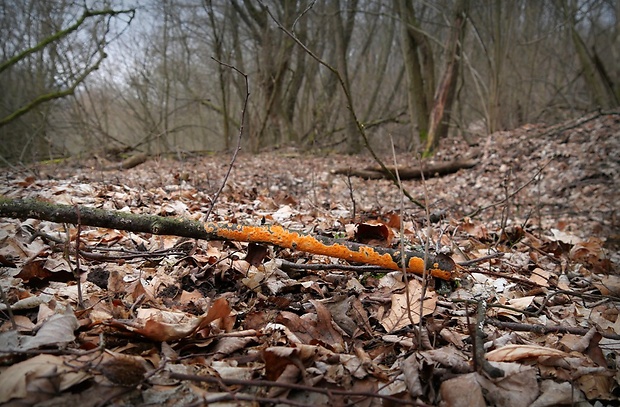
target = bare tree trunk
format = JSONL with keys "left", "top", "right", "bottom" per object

{"left": 206, "top": 0, "right": 232, "bottom": 150}
{"left": 362, "top": 7, "right": 396, "bottom": 123}
{"left": 232, "top": 0, "right": 303, "bottom": 151}
{"left": 565, "top": 0, "right": 618, "bottom": 109}
{"left": 330, "top": 0, "right": 360, "bottom": 153}
{"left": 425, "top": 0, "right": 469, "bottom": 155}
{"left": 396, "top": 0, "right": 434, "bottom": 149}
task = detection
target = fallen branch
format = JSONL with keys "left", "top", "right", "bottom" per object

{"left": 333, "top": 159, "right": 477, "bottom": 180}
{"left": 117, "top": 153, "right": 148, "bottom": 170}
{"left": 169, "top": 372, "right": 423, "bottom": 406}
{"left": 487, "top": 319, "right": 620, "bottom": 341}
{"left": 0, "top": 197, "right": 456, "bottom": 280}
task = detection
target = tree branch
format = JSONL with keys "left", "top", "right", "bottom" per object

{"left": 0, "top": 197, "right": 456, "bottom": 280}
{"left": 0, "top": 8, "right": 134, "bottom": 74}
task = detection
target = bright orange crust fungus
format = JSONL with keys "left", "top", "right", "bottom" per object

{"left": 204, "top": 222, "right": 454, "bottom": 280}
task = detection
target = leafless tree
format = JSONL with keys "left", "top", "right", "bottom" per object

{"left": 0, "top": 1, "right": 134, "bottom": 163}
{"left": 4, "top": 0, "right": 617, "bottom": 164}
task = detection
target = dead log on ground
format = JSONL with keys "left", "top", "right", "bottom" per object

{"left": 333, "top": 159, "right": 477, "bottom": 180}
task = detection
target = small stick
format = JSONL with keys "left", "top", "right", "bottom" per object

{"left": 75, "top": 205, "right": 83, "bottom": 308}
{"left": 473, "top": 300, "right": 504, "bottom": 378}
{"left": 0, "top": 284, "right": 17, "bottom": 330}
{"left": 204, "top": 60, "right": 249, "bottom": 221}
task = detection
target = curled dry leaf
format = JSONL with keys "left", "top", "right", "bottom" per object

{"left": 486, "top": 344, "right": 570, "bottom": 362}
{"left": 0, "top": 307, "right": 78, "bottom": 351}
{"left": 381, "top": 279, "right": 437, "bottom": 332}
{"left": 107, "top": 297, "right": 232, "bottom": 341}
{"left": 0, "top": 354, "right": 90, "bottom": 404}
{"left": 99, "top": 354, "right": 147, "bottom": 386}
{"left": 593, "top": 275, "right": 620, "bottom": 296}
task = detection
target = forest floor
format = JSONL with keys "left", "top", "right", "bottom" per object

{"left": 0, "top": 111, "right": 619, "bottom": 406}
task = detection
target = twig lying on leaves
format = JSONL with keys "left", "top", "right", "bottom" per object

{"left": 169, "top": 372, "right": 427, "bottom": 406}
{"left": 0, "top": 283, "right": 17, "bottom": 330}
{"left": 466, "top": 268, "right": 541, "bottom": 287}
{"left": 487, "top": 319, "right": 620, "bottom": 341}
{"left": 0, "top": 197, "right": 456, "bottom": 280}
{"left": 457, "top": 252, "right": 504, "bottom": 266}
{"left": 466, "top": 159, "right": 552, "bottom": 219}
{"left": 78, "top": 248, "right": 187, "bottom": 262}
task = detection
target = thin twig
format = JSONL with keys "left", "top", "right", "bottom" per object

{"left": 535, "top": 109, "right": 619, "bottom": 139}
{"left": 204, "top": 59, "right": 249, "bottom": 221}
{"left": 169, "top": 372, "right": 428, "bottom": 406}
{"left": 467, "top": 159, "right": 553, "bottom": 218}
{"left": 487, "top": 318, "right": 620, "bottom": 340}
{"left": 292, "top": 0, "right": 316, "bottom": 31}
{"left": 473, "top": 299, "right": 505, "bottom": 378}
{"left": 464, "top": 268, "right": 541, "bottom": 287}
{"left": 78, "top": 248, "right": 186, "bottom": 262}
{"left": 74, "top": 205, "right": 83, "bottom": 308}
{"left": 418, "top": 156, "right": 432, "bottom": 349}
{"left": 0, "top": 283, "right": 17, "bottom": 330}
{"left": 457, "top": 252, "right": 504, "bottom": 266}
{"left": 345, "top": 170, "right": 357, "bottom": 221}
{"left": 389, "top": 134, "right": 414, "bottom": 331}
{"left": 279, "top": 259, "right": 390, "bottom": 273}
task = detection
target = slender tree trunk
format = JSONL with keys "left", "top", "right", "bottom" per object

{"left": 396, "top": 0, "right": 432, "bottom": 149}
{"left": 567, "top": 2, "right": 617, "bottom": 109}
{"left": 425, "top": 0, "right": 469, "bottom": 155}
{"left": 331, "top": 0, "right": 360, "bottom": 154}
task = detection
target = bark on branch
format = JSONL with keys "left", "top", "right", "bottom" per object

{"left": 0, "top": 197, "right": 456, "bottom": 280}
{"left": 333, "top": 159, "right": 477, "bottom": 180}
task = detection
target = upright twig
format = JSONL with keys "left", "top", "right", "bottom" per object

{"left": 61, "top": 217, "right": 86, "bottom": 308}
{"left": 204, "top": 59, "right": 249, "bottom": 221}
{"left": 466, "top": 159, "right": 553, "bottom": 219}
{"left": 344, "top": 171, "right": 357, "bottom": 221}
{"left": 74, "top": 205, "right": 84, "bottom": 308}
{"left": 473, "top": 299, "right": 505, "bottom": 378}
{"left": 496, "top": 171, "right": 511, "bottom": 249}
{"left": 389, "top": 135, "right": 419, "bottom": 343}
{"left": 0, "top": 282, "right": 17, "bottom": 330}
{"left": 417, "top": 156, "right": 432, "bottom": 349}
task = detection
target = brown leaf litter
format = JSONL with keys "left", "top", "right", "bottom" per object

{"left": 0, "top": 112, "right": 618, "bottom": 406}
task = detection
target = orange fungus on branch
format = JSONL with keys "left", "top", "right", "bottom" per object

{"left": 204, "top": 222, "right": 455, "bottom": 280}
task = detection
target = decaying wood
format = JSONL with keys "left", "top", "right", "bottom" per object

{"left": 102, "top": 153, "right": 148, "bottom": 170}
{"left": 0, "top": 197, "right": 456, "bottom": 280}
{"left": 118, "top": 153, "right": 148, "bottom": 170}
{"left": 333, "top": 159, "right": 477, "bottom": 180}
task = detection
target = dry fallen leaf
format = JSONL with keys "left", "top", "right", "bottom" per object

{"left": 0, "top": 354, "right": 90, "bottom": 404}
{"left": 381, "top": 279, "right": 437, "bottom": 332}
{"left": 99, "top": 354, "right": 147, "bottom": 386}
{"left": 440, "top": 373, "right": 486, "bottom": 407}
{"left": 0, "top": 113, "right": 618, "bottom": 405}
{"left": 486, "top": 344, "right": 570, "bottom": 362}
{"left": 0, "top": 306, "right": 78, "bottom": 351}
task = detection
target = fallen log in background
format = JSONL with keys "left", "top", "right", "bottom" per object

{"left": 0, "top": 197, "right": 455, "bottom": 280}
{"left": 333, "top": 159, "right": 477, "bottom": 180}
